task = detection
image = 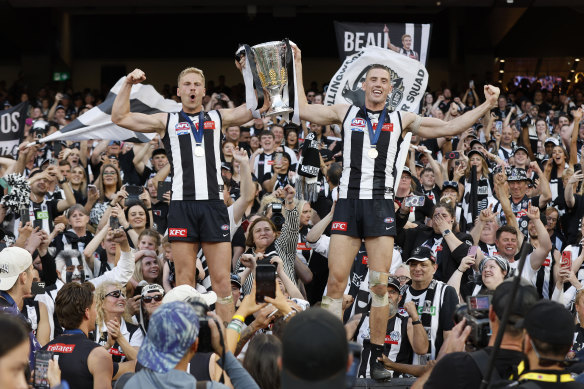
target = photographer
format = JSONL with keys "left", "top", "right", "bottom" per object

{"left": 122, "top": 300, "right": 259, "bottom": 389}
{"left": 415, "top": 280, "right": 539, "bottom": 389}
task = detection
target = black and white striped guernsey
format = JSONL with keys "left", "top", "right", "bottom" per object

{"left": 339, "top": 106, "right": 410, "bottom": 199}
{"left": 162, "top": 110, "right": 223, "bottom": 201}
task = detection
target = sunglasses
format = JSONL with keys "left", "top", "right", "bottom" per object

{"left": 104, "top": 290, "right": 126, "bottom": 299}
{"left": 142, "top": 294, "right": 163, "bottom": 303}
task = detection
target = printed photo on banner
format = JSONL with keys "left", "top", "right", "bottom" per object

{"left": 334, "top": 21, "right": 432, "bottom": 65}
{"left": 325, "top": 46, "right": 429, "bottom": 113}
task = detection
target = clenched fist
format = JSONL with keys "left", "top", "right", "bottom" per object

{"left": 484, "top": 85, "right": 500, "bottom": 108}
{"left": 126, "top": 69, "right": 146, "bottom": 85}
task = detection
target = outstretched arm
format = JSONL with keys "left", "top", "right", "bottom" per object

{"left": 292, "top": 44, "right": 349, "bottom": 126}
{"left": 111, "top": 69, "right": 166, "bottom": 134}
{"left": 404, "top": 85, "right": 499, "bottom": 139}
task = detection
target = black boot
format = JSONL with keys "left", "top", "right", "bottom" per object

{"left": 369, "top": 344, "right": 392, "bottom": 381}
{"left": 370, "top": 359, "right": 392, "bottom": 381}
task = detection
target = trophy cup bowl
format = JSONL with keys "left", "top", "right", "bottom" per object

{"left": 251, "top": 41, "right": 294, "bottom": 117}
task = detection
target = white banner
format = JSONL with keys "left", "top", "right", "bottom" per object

{"left": 324, "top": 46, "right": 428, "bottom": 113}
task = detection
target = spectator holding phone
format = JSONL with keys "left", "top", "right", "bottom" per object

{"left": 89, "top": 164, "right": 123, "bottom": 227}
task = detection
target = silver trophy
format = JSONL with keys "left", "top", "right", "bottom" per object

{"left": 251, "top": 41, "right": 293, "bottom": 117}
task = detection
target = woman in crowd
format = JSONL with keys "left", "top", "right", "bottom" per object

{"left": 88, "top": 163, "right": 122, "bottom": 227}
{"left": 243, "top": 334, "right": 282, "bottom": 389}
{"left": 134, "top": 283, "right": 164, "bottom": 335}
{"left": 122, "top": 201, "right": 152, "bottom": 247}
{"left": 235, "top": 187, "right": 299, "bottom": 295}
{"left": 457, "top": 150, "right": 494, "bottom": 228}
{"left": 221, "top": 140, "right": 236, "bottom": 164}
{"left": 448, "top": 254, "right": 510, "bottom": 301}
{"left": 69, "top": 165, "right": 89, "bottom": 205}
{"left": 544, "top": 144, "right": 573, "bottom": 201}
{"left": 94, "top": 281, "right": 143, "bottom": 362}
{"left": 249, "top": 134, "right": 260, "bottom": 154}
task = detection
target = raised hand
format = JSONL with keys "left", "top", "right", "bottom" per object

{"left": 484, "top": 85, "right": 500, "bottom": 108}
{"left": 126, "top": 69, "right": 146, "bottom": 85}
{"left": 526, "top": 200, "right": 540, "bottom": 220}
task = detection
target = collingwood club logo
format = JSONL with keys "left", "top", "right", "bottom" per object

{"left": 340, "top": 64, "right": 405, "bottom": 111}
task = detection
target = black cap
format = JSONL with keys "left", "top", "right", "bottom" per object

{"left": 230, "top": 274, "right": 241, "bottom": 287}
{"left": 492, "top": 279, "right": 539, "bottom": 324}
{"left": 402, "top": 166, "right": 412, "bottom": 176}
{"left": 467, "top": 149, "right": 486, "bottom": 161}
{"left": 469, "top": 139, "right": 483, "bottom": 149}
{"left": 507, "top": 167, "right": 531, "bottom": 182}
{"left": 55, "top": 104, "right": 66, "bottom": 111}
{"left": 406, "top": 246, "right": 436, "bottom": 264}
{"left": 108, "top": 140, "right": 121, "bottom": 146}
{"left": 152, "top": 148, "right": 167, "bottom": 158}
{"left": 221, "top": 162, "right": 232, "bottom": 172}
{"left": 517, "top": 300, "right": 573, "bottom": 346}
{"left": 281, "top": 308, "right": 347, "bottom": 389}
{"left": 512, "top": 146, "right": 528, "bottom": 156}
{"left": 387, "top": 276, "right": 401, "bottom": 292}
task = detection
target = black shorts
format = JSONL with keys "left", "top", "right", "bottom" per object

{"left": 331, "top": 198, "right": 397, "bottom": 238}
{"left": 167, "top": 200, "right": 230, "bottom": 243}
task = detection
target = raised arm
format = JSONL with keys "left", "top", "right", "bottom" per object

{"left": 569, "top": 107, "right": 583, "bottom": 166}
{"left": 231, "top": 149, "right": 254, "bottom": 225}
{"left": 565, "top": 170, "right": 582, "bottom": 209}
{"left": 527, "top": 203, "right": 552, "bottom": 271}
{"left": 530, "top": 161, "right": 552, "bottom": 206}
{"left": 292, "top": 45, "right": 349, "bottom": 126}
{"left": 111, "top": 69, "right": 166, "bottom": 134}
{"left": 404, "top": 85, "right": 499, "bottom": 139}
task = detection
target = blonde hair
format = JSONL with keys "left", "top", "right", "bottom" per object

{"left": 94, "top": 281, "right": 132, "bottom": 341}
{"left": 177, "top": 67, "right": 205, "bottom": 86}
{"left": 133, "top": 255, "right": 164, "bottom": 285}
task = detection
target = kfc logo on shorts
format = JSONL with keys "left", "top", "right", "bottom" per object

{"left": 384, "top": 217, "right": 394, "bottom": 224}
{"left": 47, "top": 343, "right": 75, "bottom": 353}
{"left": 169, "top": 228, "right": 188, "bottom": 237}
{"left": 331, "top": 222, "right": 348, "bottom": 231}
{"left": 175, "top": 122, "right": 191, "bottom": 136}
{"left": 221, "top": 224, "right": 229, "bottom": 231}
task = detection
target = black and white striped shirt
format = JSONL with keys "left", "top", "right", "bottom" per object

{"left": 162, "top": 110, "right": 223, "bottom": 201}
{"left": 339, "top": 106, "right": 409, "bottom": 199}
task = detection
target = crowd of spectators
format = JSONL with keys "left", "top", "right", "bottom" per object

{"left": 2, "top": 72, "right": 584, "bottom": 388}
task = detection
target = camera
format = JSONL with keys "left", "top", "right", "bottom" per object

{"left": 445, "top": 151, "right": 460, "bottom": 160}
{"left": 454, "top": 295, "right": 491, "bottom": 349}
{"left": 270, "top": 202, "right": 285, "bottom": 231}
{"left": 187, "top": 296, "right": 214, "bottom": 353}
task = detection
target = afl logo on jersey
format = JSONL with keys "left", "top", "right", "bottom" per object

{"left": 175, "top": 122, "right": 191, "bottom": 135}
{"left": 350, "top": 118, "right": 365, "bottom": 132}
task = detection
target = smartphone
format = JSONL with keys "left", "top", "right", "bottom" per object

{"left": 255, "top": 262, "right": 276, "bottom": 303}
{"left": 274, "top": 152, "right": 283, "bottom": 166}
{"left": 33, "top": 219, "right": 43, "bottom": 230}
{"left": 31, "top": 282, "right": 46, "bottom": 295}
{"left": 445, "top": 151, "right": 460, "bottom": 160}
{"left": 495, "top": 121, "right": 503, "bottom": 133}
{"left": 575, "top": 163, "right": 582, "bottom": 173}
{"left": 468, "top": 246, "right": 478, "bottom": 257}
{"left": 125, "top": 185, "right": 144, "bottom": 203}
{"left": 469, "top": 80, "right": 474, "bottom": 89}
{"left": 109, "top": 216, "right": 120, "bottom": 230}
{"left": 561, "top": 251, "right": 572, "bottom": 270}
{"left": 20, "top": 208, "right": 30, "bottom": 224}
{"left": 404, "top": 195, "right": 425, "bottom": 208}
{"left": 33, "top": 350, "right": 53, "bottom": 389}
{"left": 157, "top": 181, "right": 172, "bottom": 201}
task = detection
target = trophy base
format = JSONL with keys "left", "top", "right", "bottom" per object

{"left": 265, "top": 105, "right": 294, "bottom": 117}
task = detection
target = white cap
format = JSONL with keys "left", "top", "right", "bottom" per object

{"left": 162, "top": 285, "right": 217, "bottom": 307}
{"left": 0, "top": 247, "right": 32, "bottom": 291}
